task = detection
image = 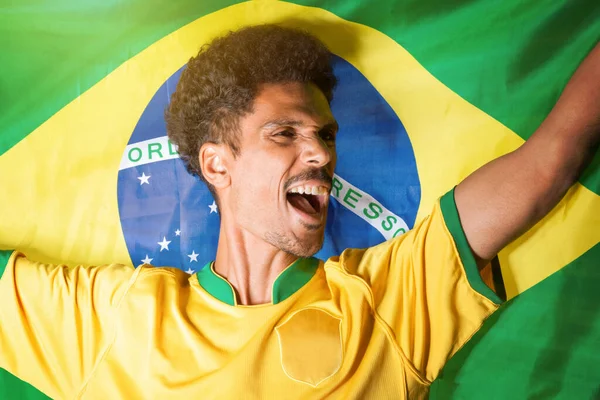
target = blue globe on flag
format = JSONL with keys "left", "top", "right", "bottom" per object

{"left": 117, "top": 56, "right": 421, "bottom": 272}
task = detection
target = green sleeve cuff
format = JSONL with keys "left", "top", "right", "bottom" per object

{"left": 0, "top": 250, "right": 15, "bottom": 280}
{"left": 440, "top": 189, "right": 503, "bottom": 305}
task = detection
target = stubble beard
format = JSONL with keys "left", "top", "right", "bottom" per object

{"left": 267, "top": 167, "right": 331, "bottom": 257}
{"left": 264, "top": 226, "right": 324, "bottom": 258}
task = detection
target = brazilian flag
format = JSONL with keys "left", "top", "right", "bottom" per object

{"left": 1, "top": 1, "right": 599, "bottom": 399}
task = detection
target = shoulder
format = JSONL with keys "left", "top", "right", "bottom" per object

{"left": 129, "top": 265, "right": 193, "bottom": 291}
{"left": 320, "top": 201, "right": 450, "bottom": 304}
{"left": 117, "top": 266, "right": 196, "bottom": 318}
{"left": 323, "top": 226, "right": 418, "bottom": 285}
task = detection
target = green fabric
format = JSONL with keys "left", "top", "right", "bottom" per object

{"left": 197, "top": 258, "right": 319, "bottom": 306}
{"left": 430, "top": 242, "right": 600, "bottom": 399}
{"left": 0, "top": 250, "right": 49, "bottom": 398}
{"left": 272, "top": 258, "right": 319, "bottom": 304}
{"left": 440, "top": 189, "right": 503, "bottom": 305}
{"left": 2, "top": 1, "right": 598, "bottom": 194}
{"left": 0, "top": 250, "right": 13, "bottom": 279}
{"left": 292, "top": 0, "right": 600, "bottom": 195}
{"left": 0, "top": 0, "right": 242, "bottom": 157}
{"left": 1, "top": 1, "right": 599, "bottom": 398}
{"left": 0, "top": 370, "right": 50, "bottom": 400}
{"left": 196, "top": 262, "right": 237, "bottom": 306}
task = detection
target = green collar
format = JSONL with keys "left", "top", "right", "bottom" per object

{"left": 196, "top": 257, "right": 320, "bottom": 306}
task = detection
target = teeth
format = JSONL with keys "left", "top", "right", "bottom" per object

{"left": 288, "top": 185, "right": 329, "bottom": 195}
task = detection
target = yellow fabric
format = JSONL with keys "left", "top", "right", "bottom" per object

{"left": 0, "top": 254, "right": 137, "bottom": 399}
{"left": 0, "top": 200, "right": 499, "bottom": 399}
{"left": 276, "top": 308, "right": 343, "bottom": 387}
{"left": 1, "top": 1, "right": 594, "bottom": 298}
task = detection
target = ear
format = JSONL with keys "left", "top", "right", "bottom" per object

{"left": 199, "top": 143, "right": 231, "bottom": 189}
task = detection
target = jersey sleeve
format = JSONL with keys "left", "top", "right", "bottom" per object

{"left": 0, "top": 250, "right": 137, "bottom": 399}
{"left": 336, "top": 188, "right": 503, "bottom": 384}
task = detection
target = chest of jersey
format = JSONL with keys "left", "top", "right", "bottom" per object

{"left": 80, "top": 267, "right": 418, "bottom": 399}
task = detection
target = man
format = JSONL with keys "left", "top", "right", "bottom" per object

{"left": 0, "top": 25, "right": 598, "bottom": 399}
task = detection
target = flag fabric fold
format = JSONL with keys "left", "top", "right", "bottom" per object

{"left": 1, "top": 0, "right": 598, "bottom": 398}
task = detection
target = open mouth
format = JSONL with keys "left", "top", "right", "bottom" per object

{"left": 286, "top": 185, "right": 329, "bottom": 217}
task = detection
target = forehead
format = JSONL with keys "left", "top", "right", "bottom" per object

{"left": 242, "top": 82, "right": 336, "bottom": 130}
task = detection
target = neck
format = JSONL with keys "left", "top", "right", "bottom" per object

{"left": 214, "top": 218, "right": 298, "bottom": 305}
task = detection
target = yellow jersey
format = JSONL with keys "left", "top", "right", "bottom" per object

{"left": 0, "top": 190, "right": 502, "bottom": 399}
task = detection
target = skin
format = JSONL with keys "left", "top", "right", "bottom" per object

{"left": 455, "top": 41, "right": 600, "bottom": 267}
{"left": 201, "top": 42, "right": 600, "bottom": 305}
{"left": 200, "top": 82, "right": 338, "bottom": 305}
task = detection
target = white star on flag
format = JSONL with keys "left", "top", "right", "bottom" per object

{"left": 209, "top": 200, "right": 218, "bottom": 214}
{"left": 185, "top": 268, "right": 195, "bottom": 275}
{"left": 137, "top": 172, "right": 151, "bottom": 185}
{"left": 141, "top": 255, "right": 153, "bottom": 265}
{"left": 175, "top": 229, "right": 181, "bottom": 236}
{"left": 157, "top": 236, "right": 171, "bottom": 251}
{"left": 188, "top": 250, "right": 199, "bottom": 262}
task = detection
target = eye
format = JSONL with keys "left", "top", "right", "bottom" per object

{"left": 275, "top": 130, "right": 295, "bottom": 138}
{"left": 320, "top": 131, "right": 336, "bottom": 144}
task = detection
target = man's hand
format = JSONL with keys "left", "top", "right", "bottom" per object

{"left": 455, "top": 41, "right": 600, "bottom": 268}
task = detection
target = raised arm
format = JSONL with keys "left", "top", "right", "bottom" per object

{"left": 0, "top": 251, "right": 135, "bottom": 398}
{"left": 455, "top": 41, "right": 600, "bottom": 267}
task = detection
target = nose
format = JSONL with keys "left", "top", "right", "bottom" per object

{"left": 301, "top": 136, "right": 332, "bottom": 168}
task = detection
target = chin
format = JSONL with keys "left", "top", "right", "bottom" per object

{"left": 292, "top": 240, "right": 323, "bottom": 258}
{"left": 265, "top": 229, "right": 325, "bottom": 258}
{"left": 294, "top": 226, "right": 326, "bottom": 257}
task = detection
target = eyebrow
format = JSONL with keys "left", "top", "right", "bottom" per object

{"left": 260, "top": 118, "right": 339, "bottom": 133}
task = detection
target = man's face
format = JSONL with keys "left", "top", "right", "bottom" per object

{"left": 225, "top": 82, "right": 337, "bottom": 257}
